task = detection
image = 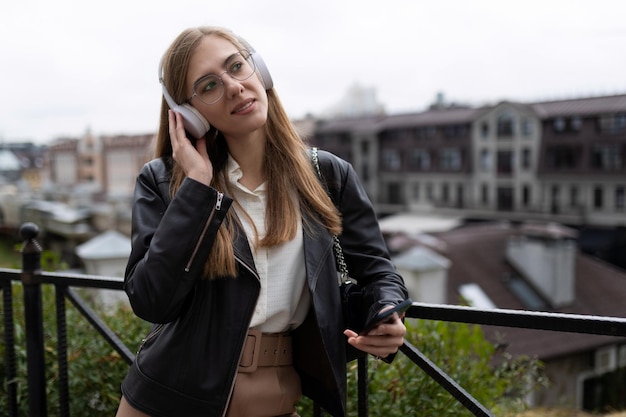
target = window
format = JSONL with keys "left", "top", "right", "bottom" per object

{"left": 616, "top": 186, "right": 625, "bottom": 210}
{"left": 459, "top": 283, "right": 496, "bottom": 309}
{"left": 361, "top": 141, "right": 369, "bottom": 155}
{"left": 551, "top": 185, "right": 560, "bottom": 214}
{"left": 481, "top": 184, "right": 489, "bottom": 205}
{"left": 442, "top": 183, "right": 450, "bottom": 203}
{"left": 497, "top": 187, "right": 514, "bottom": 211}
{"left": 412, "top": 183, "right": 420, "bottom": 200}
{"left": 522, "top": 185, "right": 530, "bottom": 207}
{"left": 382, "top": 149, "right": 401, "bottom": 171}
{"left": 547, "top": 146, "right": 578, "bottom": 169}
{"left": 426, "top": 183, "right": 433, "bottom": 200}
{"left": 361, "top": 162, "right": 369, "bottom": 182}
{"left": 521, "top": 118, "right": 533, "bottom": 137}
{"left": 456, "top": 184, "right": 464, "bottom": 208}
{"left": 521, "top": 148, "right": 531, "bottom": 170}
{"left": 594, "top": 186, "right": 604, "bottom": 209}
{"left": 497, "top": 150, "right": 513, "bottom": 175}
{"left": 553, "top": 116, "right": 583, "bottom": 133}
{"left": 481, "top": 122, "right": 489, "bottom": 139}
{"left": 480, "top": 149, "right": 491, "bottom": 172}
{"left": 505, "top": 275, "right": 547, "bottom": 310}
{"left": 443, "top": 124, "right": 469, "bottom": 139}
{"left": 554, "top": 117, "right": 566, "bottom": 132}
{"left": 440, "top": 148, "right": 462, "bottom": 171}
{"left": 408, "top": 149, "right": 431, "bottom": 170}
{"left": 388, "top": 182, "right": 403, "bottom": 204}
{"left": 415, "top": 126, "right": 437, "bottom": 139}
{"left": 598, "top": 113, "right": 626, "bottom": 133}
{"left": 592, "top": 145, "right": 622, "bottom": 170}
{"left": 497, "top": 113, "right": 514, "bottom": 138}
{"left": 570, "top": 186, "right": 579, "bottom": 208}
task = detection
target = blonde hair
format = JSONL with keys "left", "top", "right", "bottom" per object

{"left": 154, "top": 26, "right": 341, "bottom": 278}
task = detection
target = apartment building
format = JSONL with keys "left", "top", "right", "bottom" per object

{"left": 312, "top": 94, "right": 626, "bottom": 228}
{"left": 46, "top": 132, "right": 154, "bottom": 199}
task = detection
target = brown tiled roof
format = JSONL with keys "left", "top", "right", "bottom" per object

{"left": 379, "top": 107, "right": 479, "bottom": 129}
{"left": 313, "top": 94, "right": 626, "bottom": 134}
{"left": 434, "top": 221, "right": 626, "bottom": 360}
{"left": 530, "top": 94, "right": 626, "bottom": 118}
{"left": 315, "top": 115, "right": 383, "bottom": 134}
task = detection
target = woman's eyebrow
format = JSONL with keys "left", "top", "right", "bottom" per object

{"left": 194, "top": 51, "right": 241, "bottom": 83}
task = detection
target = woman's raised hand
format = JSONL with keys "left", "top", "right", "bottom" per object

{"left": 169, "top": 110, "right": 213, "bottom": 186}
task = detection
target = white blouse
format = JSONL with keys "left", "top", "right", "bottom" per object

{"left": 226, "top": 155, "right": 311, "bottom": 333}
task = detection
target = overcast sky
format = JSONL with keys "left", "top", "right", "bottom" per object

{"left": 2, "top": 0, "right": 626, "bottom": 144}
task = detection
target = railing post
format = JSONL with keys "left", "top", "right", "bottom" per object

{"left": 20, "top": 222, "right": 48, "bottom": 417}
{"left": 357, "top": 356, "right": 369, "bottom": 417}
{"left": 2, "top": 280, "right": 18, "bottom": 416}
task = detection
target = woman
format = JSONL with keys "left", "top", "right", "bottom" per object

{"left": 116, "top": 26, "right": 408, "bottom": 417}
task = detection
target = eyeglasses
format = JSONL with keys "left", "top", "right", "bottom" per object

{"left": 188, "top": 51, "right": 256, "bottom": 105}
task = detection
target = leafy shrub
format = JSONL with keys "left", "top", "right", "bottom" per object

{"left": 299, "top": 318, "right": 547, "bottom": 416}
{"left": 0, "top": 283, "right": 150, "bottom": 416}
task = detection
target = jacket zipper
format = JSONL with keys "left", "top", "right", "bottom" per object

{"left": 184, "top": 192, "right": 223, "bottom": 272}
{"left": 136, "top": 323, "right": 165, "bottom": 355}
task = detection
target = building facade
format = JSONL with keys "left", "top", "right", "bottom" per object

{"left": 46, "top": 132, "right": 154, "bottom": 199}
{"left": 312, "top": 94, "right": 626, "bottom": 227}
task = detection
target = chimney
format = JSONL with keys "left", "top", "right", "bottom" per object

{"left": 506, "top": 222, "right": 578, "bottom": 308}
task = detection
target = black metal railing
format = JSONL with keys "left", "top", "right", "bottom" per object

{"left": 1, "top": 223, "right": 130, "bottom": 417}
{"left": 3, "top": 222, "right": 626, "bottom": 417}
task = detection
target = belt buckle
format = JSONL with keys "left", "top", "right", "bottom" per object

{"left": 238, "top": 329, "right": 262, "bottom": 374}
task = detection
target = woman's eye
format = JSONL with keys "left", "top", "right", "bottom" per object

{"left": 201, "top": 78, "right": 218, "bottom": 92}
{"left": 230, "top": 62, "right": 243, "bottom": 74}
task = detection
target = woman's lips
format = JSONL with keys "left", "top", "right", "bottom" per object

{"left": 232, "top": 99, "right": 255, "bottom": 114}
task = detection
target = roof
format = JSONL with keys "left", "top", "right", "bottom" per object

{"left": 393, "top": 246, "right": 451, "bottom": 272}
{"left": 379, "top": 107, "right": 479, "bottom": 129}
{"left": 0, "top": 150, "right": 21, "bottom": 171}
{"left": 314, "top": 106, "right": 479, "bottom": 134}
{"left": 530, "top": 94, "right": 626, "bottom": 118}
{"left": 433, "top": 221, "right": 626, "bottom": 360}
{"left": 379, "top": 213, "right": 462, "bottom": 235}
{"left": 315, "top": 115, "right": 383, "bottom": 134}
{"left": 76, "top": 230, "right": 131, "bottom": 260}
{"left": 313, "top": 94, "right": 626, "bottom": 133}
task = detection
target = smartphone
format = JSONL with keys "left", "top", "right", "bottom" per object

{"left": 361, "top": 298, "right": 412, "bottom": 335}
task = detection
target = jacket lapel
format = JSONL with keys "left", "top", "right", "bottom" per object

{"left": 302, "top": 209, "right": 335, "bottom": 292}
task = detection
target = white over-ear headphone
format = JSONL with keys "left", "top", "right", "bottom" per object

{"left": 158, "top": 37, "right": 274, "bottom": 139}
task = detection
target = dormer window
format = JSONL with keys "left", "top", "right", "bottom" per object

{"left": 554, "top": 117, "right": 566, "bottom": 132}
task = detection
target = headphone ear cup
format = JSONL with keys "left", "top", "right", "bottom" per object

{"left": 174, "top": 103, "right": 212, "bottom": 139}
{"left": 159, "top": 62, "right": 211, "bottom": 139}
{"left": 251, "top": 51, "right": 273, "bottom": 90}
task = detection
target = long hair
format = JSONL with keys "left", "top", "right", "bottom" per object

{"left": 154, "top": 26, "right": 341, "bottom": 278}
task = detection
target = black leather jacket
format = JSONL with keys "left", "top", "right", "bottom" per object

{"left": 121, "top": 150, "right": 407, "bottom": 417}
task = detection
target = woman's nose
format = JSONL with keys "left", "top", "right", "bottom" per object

{"left": 222, "top": 74, "right": 244, "bottom": 99}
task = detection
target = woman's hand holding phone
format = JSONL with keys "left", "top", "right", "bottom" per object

{"left": 169, "top": 110, "right": 213, "bottom": 186}
{"left": 344, "top": 299, "right": 411, "bottom": 359}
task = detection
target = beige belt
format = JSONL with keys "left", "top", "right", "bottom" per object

{"left": 238, "top": 330, "right": 292, "bottom": 373}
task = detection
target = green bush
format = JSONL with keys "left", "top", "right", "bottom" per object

{"left": 299, "top": 319, "right": 547, "bottom": 416}
{"left": 0, "top": 283, "right": 150, "bottom": 416}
